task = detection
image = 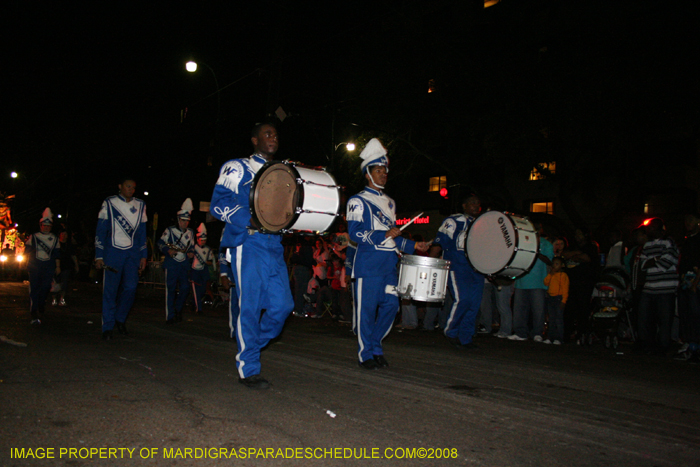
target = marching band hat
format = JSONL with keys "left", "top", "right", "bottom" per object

{"left": 40, "top": 207, "right": 54, "bottom": 225}
{"left": 196, "top": 223, "right": 207, "bottom": 239}
{"left": 177, "top": 198, "right": 193, "bottom": 220}
{"left": 359, "top": 138, "right": 389, "bottom": 174}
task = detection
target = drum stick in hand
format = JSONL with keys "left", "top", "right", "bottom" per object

{"left": 381, "top": 212, "right": 423, "bottom": 246}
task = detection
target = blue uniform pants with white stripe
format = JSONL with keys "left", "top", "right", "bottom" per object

{"left": 101, "top": 250, "right": 141, "bottom": 332}
{"left": 444, "top": 270, "right": 484, "bottom": 345}
{"left": 164, "top": 259, "right": 190, "bottom": 320}
{"left": 28, "top": 263, "right": 54, "bottom": 319}
{"left": 229, "top": 235, "right": 294, "bottom": 379}
{"left": 353, "top": 274, "right": 399, "bottom": 363}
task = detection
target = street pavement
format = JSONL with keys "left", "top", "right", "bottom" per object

{"left": 1, "top": 280, "right": 699, "bottom": 466}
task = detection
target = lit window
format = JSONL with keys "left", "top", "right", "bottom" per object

{"left": 428, "top": 79, "right": 436, "bottom": 93}
{"left": 644, "top": 203, "right": 649, "bottom": 214}
{"left": 428, "top": 176, "right": 446, "bottom": 192}
{"left": 529, "top": 161, "right": 556, "bottom": 181}
{"left": 531, "top": 202, "right": 554, "bottom": 215}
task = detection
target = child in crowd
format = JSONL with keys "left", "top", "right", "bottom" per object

{"left": 543, "top": 256, "right": 569, "bottom": 345}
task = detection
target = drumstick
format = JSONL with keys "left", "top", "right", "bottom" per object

{"left": 380, "top": 212, "right": 424, "bottom": 246}
{"left": 399, "top": 212, "right": 423, "bottom": 232}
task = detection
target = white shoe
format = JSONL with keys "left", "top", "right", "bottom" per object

{"left": 553, "top": 340, "right": 562, "bottom": 345}
{"left": 542, "top": 339, "right": 552, "bottom": 344}
{"left": 508, "top": 334, "right": 527, "bottom": 341}
{"left": 496, "top": 333, "right": 508, "bottom": 339}
{"left": 533, "top": 335, "right": 543, "bottom": 343}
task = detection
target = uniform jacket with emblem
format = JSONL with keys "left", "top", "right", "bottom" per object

{"left": 210, "top": 154, "right": 279, "bottom": 249}
{"left": 95, "top": 195, "right": 148, "bottom": 260}
{"left": 346, "top": 187, "right": 415, "bottom": 278}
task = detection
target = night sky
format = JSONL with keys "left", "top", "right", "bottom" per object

{"left": 3, "top": 1, "right": 698, "bottom": 237}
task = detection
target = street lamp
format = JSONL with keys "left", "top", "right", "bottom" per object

{"left": 334, "top": 142, "right": 355, "bottom": 152}
{"left": 185, "top": 60, "right": 221, "bottom": 165}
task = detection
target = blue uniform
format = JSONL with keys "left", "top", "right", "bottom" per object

{"left": 190, "top": 243, "right": 213, "bottom": 312}
{"left": 158, "top": 225, "right": 195, "bottom": 321}
{"left": 95, "top": 195, "right": 148, "bottom": 332}
{"left": 433, "top": 213, "right": 484, "bottom": 345}
{"left": 26, "top": 231, "right": 60, "bottom": 319}
{"left": 210, "top": 153, "right": 294, "bottom": 379}
{"left": 347, "top": 187, "right": 415, "bottom": 363}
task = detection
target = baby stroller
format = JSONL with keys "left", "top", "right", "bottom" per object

{"left": 588, "top": 267, "right": 635, "bottom": 349}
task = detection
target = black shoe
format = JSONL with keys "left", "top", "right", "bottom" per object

{"left": 116, "top": 322, "right": 129, "bottom": 336}
{"left": 358, "top": 359, "right": 379, "bottom": 370}
{"left": 238, "top": 374, "right": 270, "bottom": 389}
{"left": 373, "top": 355, "right": 389, "bottom": 368}
{"left": 461, "top": 342, "right": 478, "bottom": 350}
{"left": 166, "top": 318, "right": 176, "bottom": 324}
{"left": 102, "top": 330, "right": 113, "bottom": 340}
{"left": 446, "top": 336, "right": 463, "bottom": 348}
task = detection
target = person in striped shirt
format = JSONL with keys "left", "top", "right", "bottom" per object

{"left": 637, "top": 217, "right": 679, "bottom": 355}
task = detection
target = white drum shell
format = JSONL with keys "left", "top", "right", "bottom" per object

{"left": 397, "top": 255, "right": 451, "bottom": 302}
{"left": 466, "top": 211, "right": 539, "bottom": 278}
{"left": 289, "top": 166, "right": 340, "bottom": 233}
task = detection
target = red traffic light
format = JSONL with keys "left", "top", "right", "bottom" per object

{"left": 439, "top": 187, "right": 448, "bottom": 198}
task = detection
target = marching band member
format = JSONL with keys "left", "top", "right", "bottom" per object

{"left": 346, "top": 138, "right": 429, "bottom": 370}
{"left": 428, "top": 194, "right": 484, "bottom": 349}
{"left": 158, "top": 198, "right": 195, "bottom": 324}
{"left": 190, "top": 223, "right": 214, "bottom": 314}
{"left": 210, "top": 121, "right": 294, "bottom": 389}
{"left": 26, "top": 208, "right": 61, "bottom": 325}
{"left": 95, "top": 179, "right": 148, "bottom": 339}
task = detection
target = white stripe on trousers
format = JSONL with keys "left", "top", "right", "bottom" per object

{"left": 234, "top": 244, "right": 246, "bottom": 378}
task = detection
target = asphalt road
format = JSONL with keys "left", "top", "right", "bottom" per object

{"left": 1, "top": 280, "right": 699, "bottom": 467}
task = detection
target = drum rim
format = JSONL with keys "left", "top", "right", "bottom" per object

{"left": 400, "top": 254, "right": 451, "bottom": 269}
{"left": 249, "top": 160, "right": 304, "bottom": 234}
{"left": 466, "top": 211, "right": 540, "bottom": 278}
{"left": 288, "top": 165, "right": 341, "bottom": 234}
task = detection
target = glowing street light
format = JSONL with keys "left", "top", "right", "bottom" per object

{"left": 185, "top": 60, "right": 221, "bottom": 165}
{"left": 10, "top": 171, "right": 18, "bottom": 179}
{"left": 335, "top": 142, "right": 355, "bottom": 152}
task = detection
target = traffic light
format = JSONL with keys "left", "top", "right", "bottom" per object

{"left": 438, "top": 188, "right": 451, "bottom": 215}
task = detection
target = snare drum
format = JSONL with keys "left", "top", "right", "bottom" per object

{"left": 466, "top": 211, "right": 539, "bottom": 279}
{"left": 250, "top": 161, "right": 341, "bottom": 234}
{"left": 396, "top": 255, "right": 451, "bottom": 302}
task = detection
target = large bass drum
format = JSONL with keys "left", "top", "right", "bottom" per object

{"left": 250, "top": 161, "right": 341, "bottom": 234}
{"left": 466, "top": 211, "right": 539, "bottom": 279}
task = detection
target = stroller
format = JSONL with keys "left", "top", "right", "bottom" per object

{"left": 588, "top": 267, "right": 635, "bottom": 349}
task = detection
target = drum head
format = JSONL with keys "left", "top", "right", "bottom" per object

{"left": 251, "top": 162, "right": 301, "bottom": 232}
{"left": 466, "top": 211, "right": 516, "bottom": 274}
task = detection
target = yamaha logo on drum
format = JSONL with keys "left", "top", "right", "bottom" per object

{"left": 430, "top": 272, "right": 438, "bottom": 296}
{"left": 498, "top": 216, "right": 513, "bottom": 248}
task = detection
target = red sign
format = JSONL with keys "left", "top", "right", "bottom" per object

{"left": 396, "top": 216, "right": 430, "bottom": 226}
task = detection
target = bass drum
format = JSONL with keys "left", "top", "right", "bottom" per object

{"left": 466, "top": 211, "right": 539, "bottom": 279}
{"left": 250, "top": 161, "right": 341, "bottom": 234}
